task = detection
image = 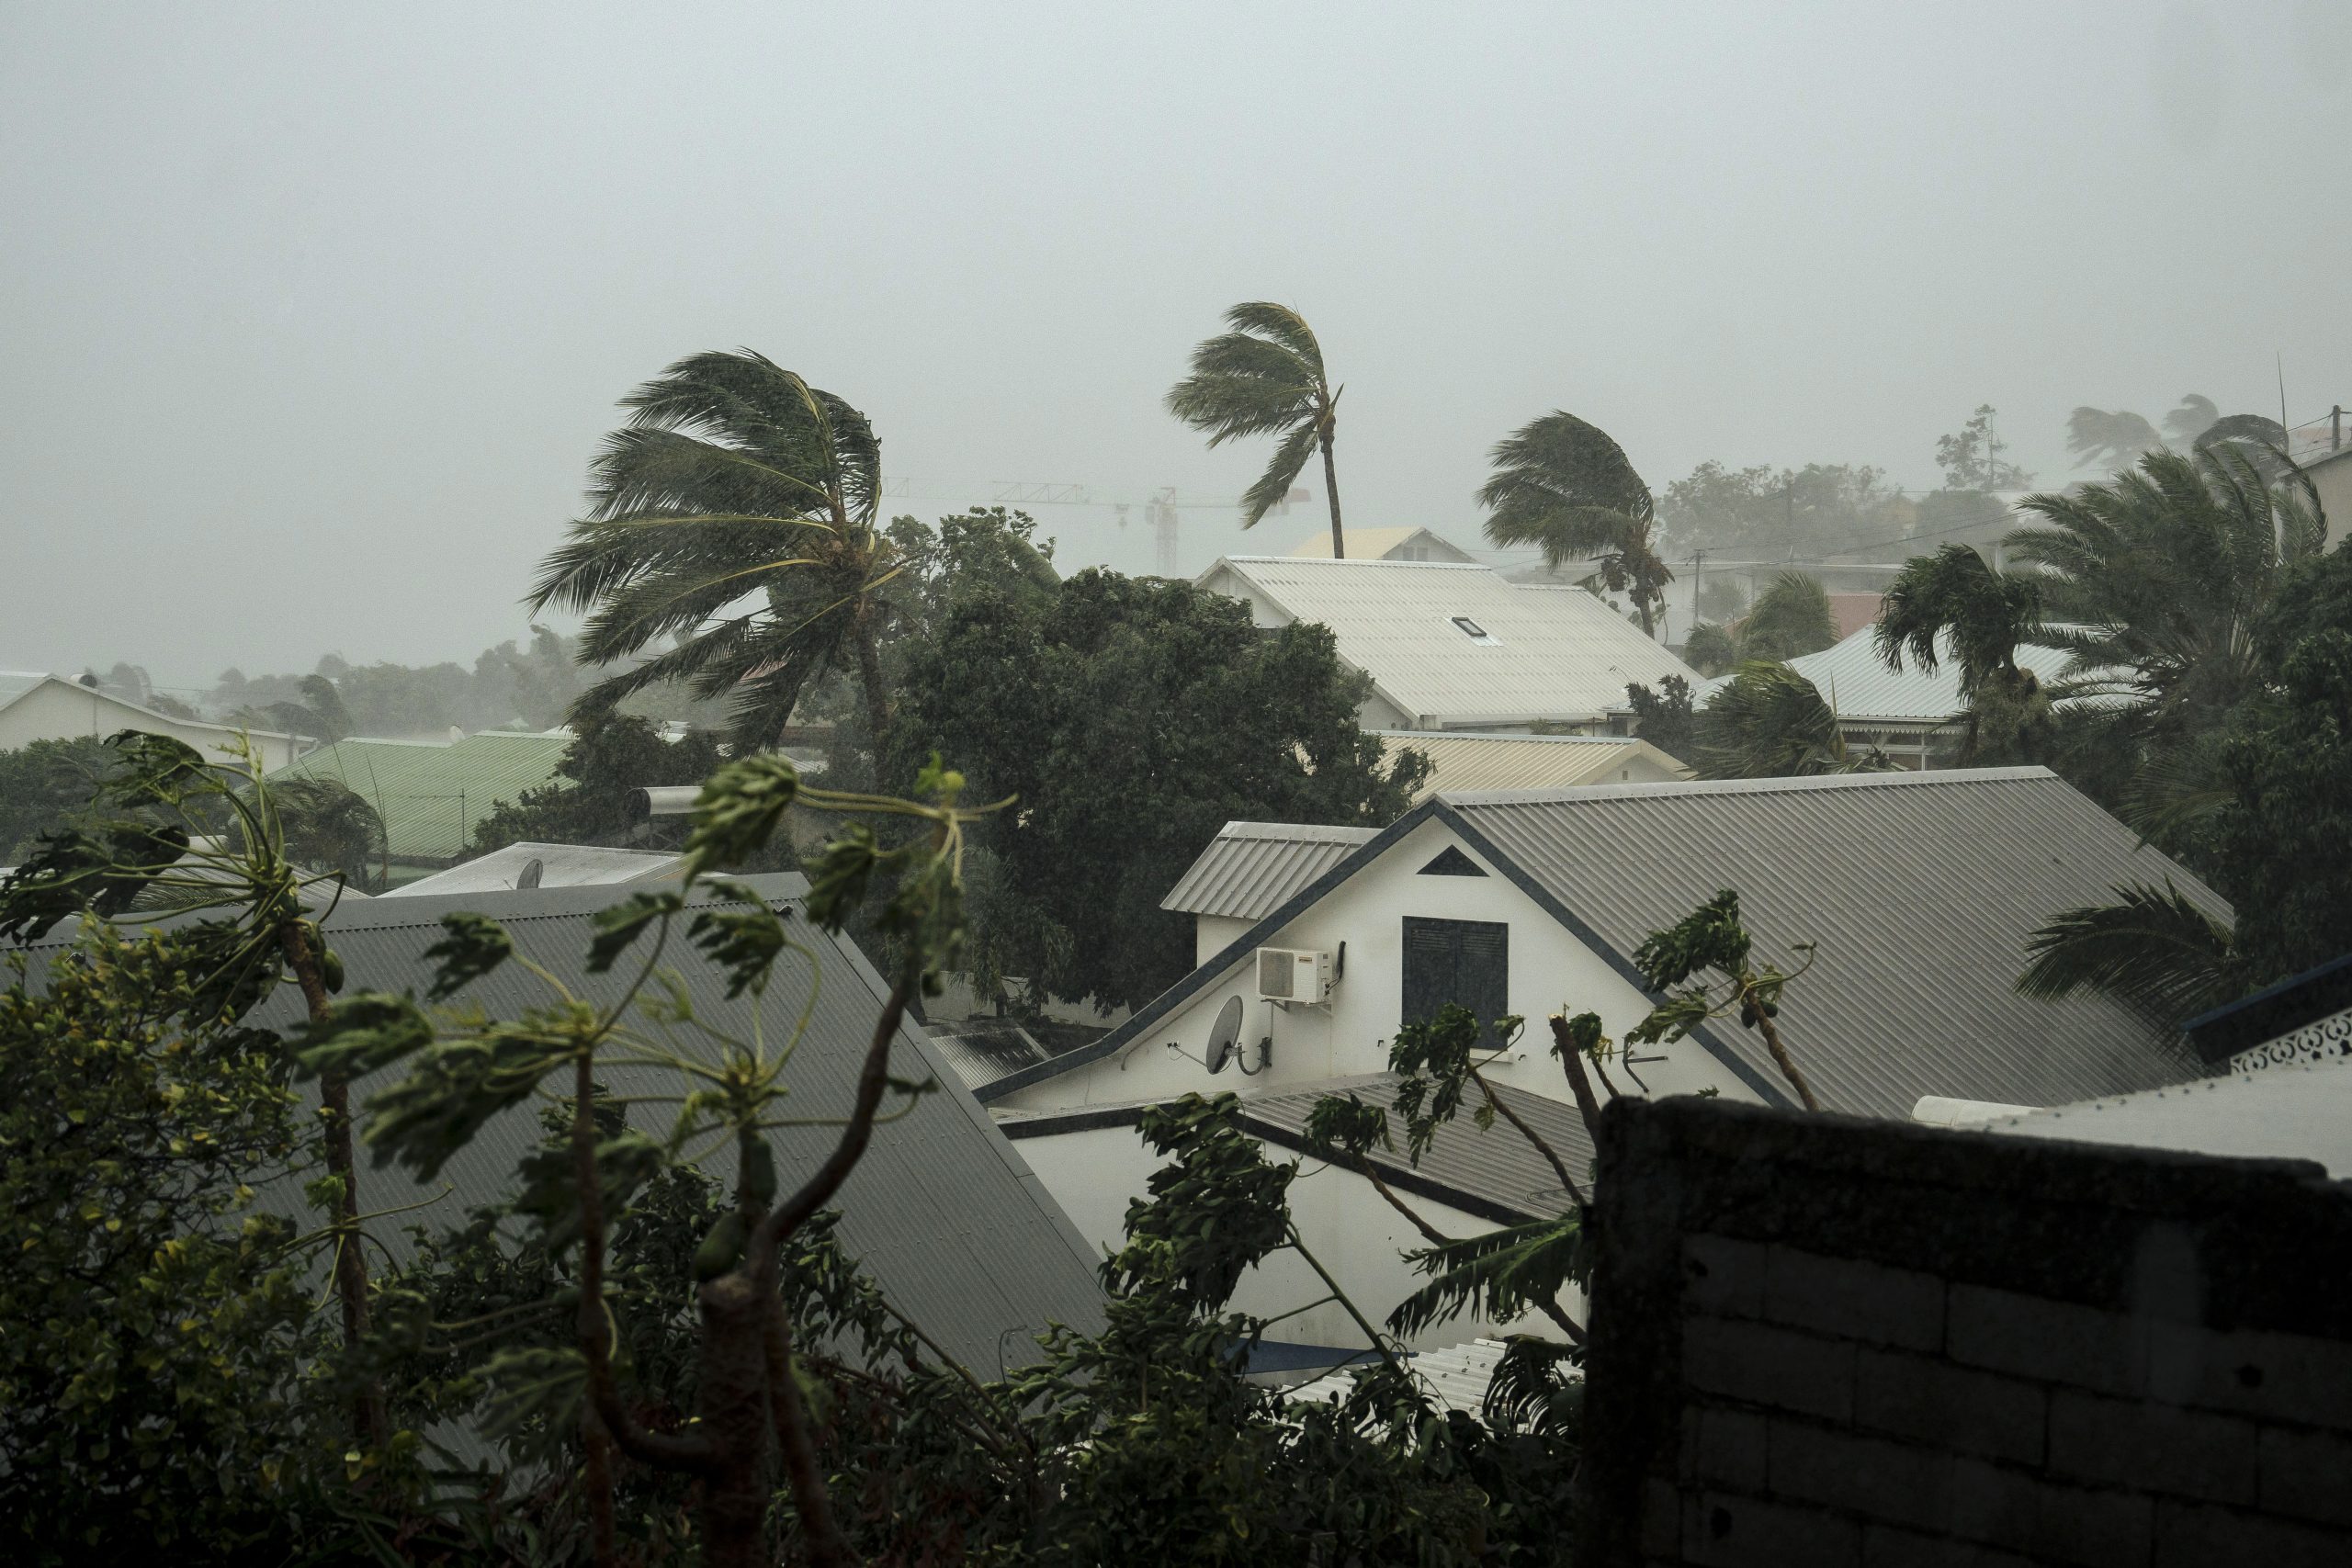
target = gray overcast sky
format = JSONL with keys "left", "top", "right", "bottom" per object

{"left": 4, "top": 1, "right": 2348, "bottom": 691}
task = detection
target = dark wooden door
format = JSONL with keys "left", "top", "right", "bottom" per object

{"left": 1401, "top": 917, "right": 1510, "bottom": 1050}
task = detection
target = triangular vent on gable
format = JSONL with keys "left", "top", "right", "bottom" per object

{"left": 1419, "top": 846, "right": 1487, "bottom": 877}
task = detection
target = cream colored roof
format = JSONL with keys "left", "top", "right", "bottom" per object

{"left": 1283, "top": 526, "right": 1476, "bottom": 563}
{"left": 1199, "top": 557, "right": 1697, "bottom": 728}
{"left": 1377, "top": 730, "right": 1690, "bottom": 799}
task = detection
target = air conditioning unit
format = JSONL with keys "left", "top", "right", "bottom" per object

{"left": 1256, "top": 946, "right": 1334, "bottom": 1005}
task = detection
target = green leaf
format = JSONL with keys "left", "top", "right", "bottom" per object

{"left": 681, "top": 753, "right": 801, "bottom": 879}
{"left": 420, "top": 912, "right": 513, "bottom": 1002}
{"left": 686, "top": 881, "right": 792, "bottom": 998}
{"left": 292, "top": 992, "right": 434, "bottom": 1081}
{"left": 584, "top": 890, "right": 684, "bottom": 974}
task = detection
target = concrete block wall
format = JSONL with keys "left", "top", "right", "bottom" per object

{"left": 1579, "top": 1096, "right": 2352, "bottom": 1567}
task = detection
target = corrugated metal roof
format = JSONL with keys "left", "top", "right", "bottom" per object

{"left": 269, "top": 732, "right": 574, "bottom": 861}
{"left": 1237, "top": 1070, "right": 1593, "bottom": 1220}
{"left": 1981, "top": 1057, "right": 2352, "bottom": 1177}
{"left": 925, "top": 1019, "right": 1054, "bottom": 1091}
{"left": 1160, "top": 821, "right": 1380, "bottom": 919}
{"left": 1287, "top": 1337, "right": 1513, "bottom": 1415}
{"left": 382, "top": 841, "right": 682, "bottom": 897}
{"left": 1378, "top": 730, "right": 1688, "bottom": 799}
{"left": 1200, "top": 557, "right": 1697, "bottom": 727}
{"left": 18, "top": 876, "right": 1105, "bottom": 1368}
{"left": 1444, "top": 768, "right": 2222, "bottom": 1119}
{"left": 1693, "top": 626, "right": 2079, "bottom": 727}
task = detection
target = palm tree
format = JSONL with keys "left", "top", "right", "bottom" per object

{"left": 1692, "top": 660, "right": 1889, "bottom": 780}
{"left": 528, "top": 350, "right": 903, "bottom": 754}
{"left": 1478, "top": 411, "right": 1673, "bottom": 637}
{"left": 1875, "top": 543, "right": 2052, "bottom": 761}
{"left": 1166, "top": 303, "right": 1345, "bottom": 557}
{"left": 2018, "top": 882, "right": 2240, "bottom": 1025}
{"left": 1738, "top": 571, "right": 1838, "bottom": 663}
{"left": 2008, "top": 445, "right": 2325, "bottom": 736}
{"left": 2065, "top": 407, "right": 2165, "bottom": 473}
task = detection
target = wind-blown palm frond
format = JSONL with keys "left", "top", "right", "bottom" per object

{"left": 1739, "top": 572, "right": 1837, "bottom": 663}
{"left": 2006, "top": 446, "right": 2322, "bottom": 737}
{"left": 1386, "top": 1213, "right": 1586, "bottom": 1341}
{"left": 1167, "top": 302, "right": 1345, "bottom": 547}
{"left": 1875, "top": 544, "right": 2044, "bottom": 699}
{"left": 2163, "top": 394, "right": 2219, "bottom": 446}
{"left": 1694, "top": 661, "right": 1886, "bottom": 780}
{"left": 526, "top": 349, "right": 899, "bottom": 751}
{"left": 1478, "top": 410, "right": 1671, "bottom": 635}
{"left": 2018, "top": 880, "right": 2239, "bottom": 1023}
{"left": 2067, "top": 407, "right": 2165, "bottom": 472}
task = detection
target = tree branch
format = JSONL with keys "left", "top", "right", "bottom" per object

{"left": 750, "top": 968, "right": 916, "bottom": 1268}
{"left": 1546, "top": 1014, "right": 1611, "bottom": 1145}
{"left": 1469, "top": 1065, "right": 1585, "bottom": 1207}
{"left": 763, "top": 1297, "right": 858, "bottom": 1568}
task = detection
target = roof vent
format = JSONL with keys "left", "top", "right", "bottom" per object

{"left": 1451, "top": 615, "right": 1500, "bottom": 645}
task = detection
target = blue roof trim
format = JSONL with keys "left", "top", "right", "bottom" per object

{"left": 1429, "top": 802, "right": 1796, "bottom": 1110}
{"left": 2180, "top": 950, "right": 2352, "bottom": 1063}
{"left": 975, "top": 800, "right": 1449, "bottom": 1101}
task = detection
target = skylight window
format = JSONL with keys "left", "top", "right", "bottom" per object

{"left": 1451, "top": 615, "right": 1500, "bottom": 645}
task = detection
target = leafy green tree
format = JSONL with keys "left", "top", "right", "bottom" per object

{"left": 1622, "top": 675, "right": 1697, "bottom": 766}
{"left": 885, "top": 569, "right": 1428, "bottom": 1011}
{"left": 1680, "top": 621, "right": 1740, "bottom": 679}
{"left": 1935, "top": 404, "right": 2032, "bottom": 491}
{"left": 1627, "top": 889, "right": 1820, "bottom": 1110}
{"left": 1479, "top": 411, "right": 1672, "bottom": 637}
{"left": 529, "top": 350, "right": 905, "bottom": 755}
{"left": 466, "top": 714, "right": 729, "bottom": 856}
{"left": 1657, "top": 459, "right": 1909, "bottom": 559}
{"left": 0, "top": 922, "right": 329, "bottom": 1562}
{"left": 274, "top": 776, "right": 388, "bottom": 891}
{"left": 1167, "top": 303, "right": 1346, "bottom": 556}
{"left": 0, "top": 735, "right": 117, "bottom": 861}
{"left": 1736, "top": 570, "right": 1838, "bottom": 663}
{"left": 1693, "top": 661, "right": 1890, "bottom": 781}
{"left": 1, "top": 733, "right": 392, "bottom": 1447}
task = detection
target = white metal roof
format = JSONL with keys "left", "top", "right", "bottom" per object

{"left": 381, "top": 841, "right": 684, "bottom": 897}
{"left": 1159, "top": 821, "right": 1379, "bottom": 920}
{"left": 1692, "top": 626, "right": 2079, "bottom": 727}
{"left": 0, "top": 670, "right": 300, "bottom": 743}
{"left": 1198, "top": 557, "right": 1697, "bottom": 727}
{"left": 1287, "top": 1337, "right": 1515, "bottom": 1414}
{"left": 1378, "top": 730, "right": 1688, "bottom": 798}
{"left": 1977, "top": 1058, "right": 2352, "bottom": 1177}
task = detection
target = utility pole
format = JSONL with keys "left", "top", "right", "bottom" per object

{"left": 1691, "top": 548, "right": 1705, "bottom": 630}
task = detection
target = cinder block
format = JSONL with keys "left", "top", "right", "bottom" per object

{"left": 1945, "top": 1458, "right": 2153, "bottom": 1567}
{"left": 2143, "top": 1320, "right": 2352, "bottom": 1429}
{"left": 1683, "top": 1315, "right": 1856, "bottom": 1422}
{"left": 2258, "top": 1425, "right": 2352, "bottom": 1529}
{"left": 1640, "top": 1476, "right": 1682, "bottom": 1560}
{"left": 1767, "top": 1420, "right": 1951, "bottom": 1532}
{"left": 1683, "top": 1489, "right": 1861, "bottom": 1568}
{"left": 1860, "top": 1523, "right": 2044, "bottom": 1568}
{"left": 1684, "top": 1233, "right": 1769, "bottom": 1320}
{"left": 1947, "top": 1284, "right": 2140, "bottom": 1396}
{"left": 2047, "top": 1389, "right": 2257, "bottom": 1506}
{"left": 2152, "top": 1497, "right": 2352, "bottom": 1568}
{"left": 1680, "top": 1404, "right": 1770, "bottom": 1492}
{"left": 1764, "top": 1246, "right": 1947, "bottom": 1351}
{"left": 1855, "top": 1348, "right": 2047, "bottom": 1466}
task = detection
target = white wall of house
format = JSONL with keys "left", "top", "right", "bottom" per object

{"left": 0, "top": 679, "right": 305, "bottom": 772}
{"left": 1010, "top": 1120, "right": 1577, "bottom": 1351}
{"left": 2310, "top": 448, "right": 2352, "bottom": 550}
{"left": 996, "top": 815, "right": 1761, "bottom": 1115}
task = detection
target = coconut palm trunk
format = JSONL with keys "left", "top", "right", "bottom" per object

{"left": 1319, "top": 419, "right": 1345, "bottom": 558}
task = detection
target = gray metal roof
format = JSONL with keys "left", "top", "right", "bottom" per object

{"left": 1444, "top": 768, "right": 2222, "bottom": 1118}
{"left": 1197, "top": 556, "right": 1696, "bottom": 727}
{"left": 383, "top": 841, "right": 684, "bottom": 897}
{"left": 17, "top": 876, "right": 1103, "bottom": 1369}
{"left": 924, "top": 1018, "right": 1055, "bottom": 1091}
{"left": 1691, "top": 626, "right": 2081, "bottom": 727}
{"left": 1233, "top": 1071, "right": 1594, "bottom": 1223}
{"left": 1160, "top": 821, "right": 1380, "bottom": 919}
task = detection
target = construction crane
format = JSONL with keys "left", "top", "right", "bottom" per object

{"left": 877, "top": 478, "right": 1310, "bottom": 576}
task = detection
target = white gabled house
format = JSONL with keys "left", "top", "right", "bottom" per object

{"left": 0, "top": 671, "right": 309, "bottom": 772}
{"left": 977, "top": 769, "right": 2228, "bottom": 1354}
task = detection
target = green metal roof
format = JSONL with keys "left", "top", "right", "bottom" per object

{"left": 267, "top": 732, "right": 572, "bottom": 862}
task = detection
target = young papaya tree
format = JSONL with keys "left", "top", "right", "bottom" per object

{"left": 296, "top": 752, "right": 995, "bottom": 1567}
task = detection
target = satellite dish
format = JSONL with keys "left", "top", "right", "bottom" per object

{"left": 1204, "top": 995, "right": 1245, "bottom": 1074}
{"left": 516, "top": 857, "right": 544, "bottom": 890}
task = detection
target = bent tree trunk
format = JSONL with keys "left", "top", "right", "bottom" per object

{"left": 280, "top": 921, "right": 389, "bottom": 1449}
{"left": 1319, "top": 419, "right": 1345, "bottom": 560}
